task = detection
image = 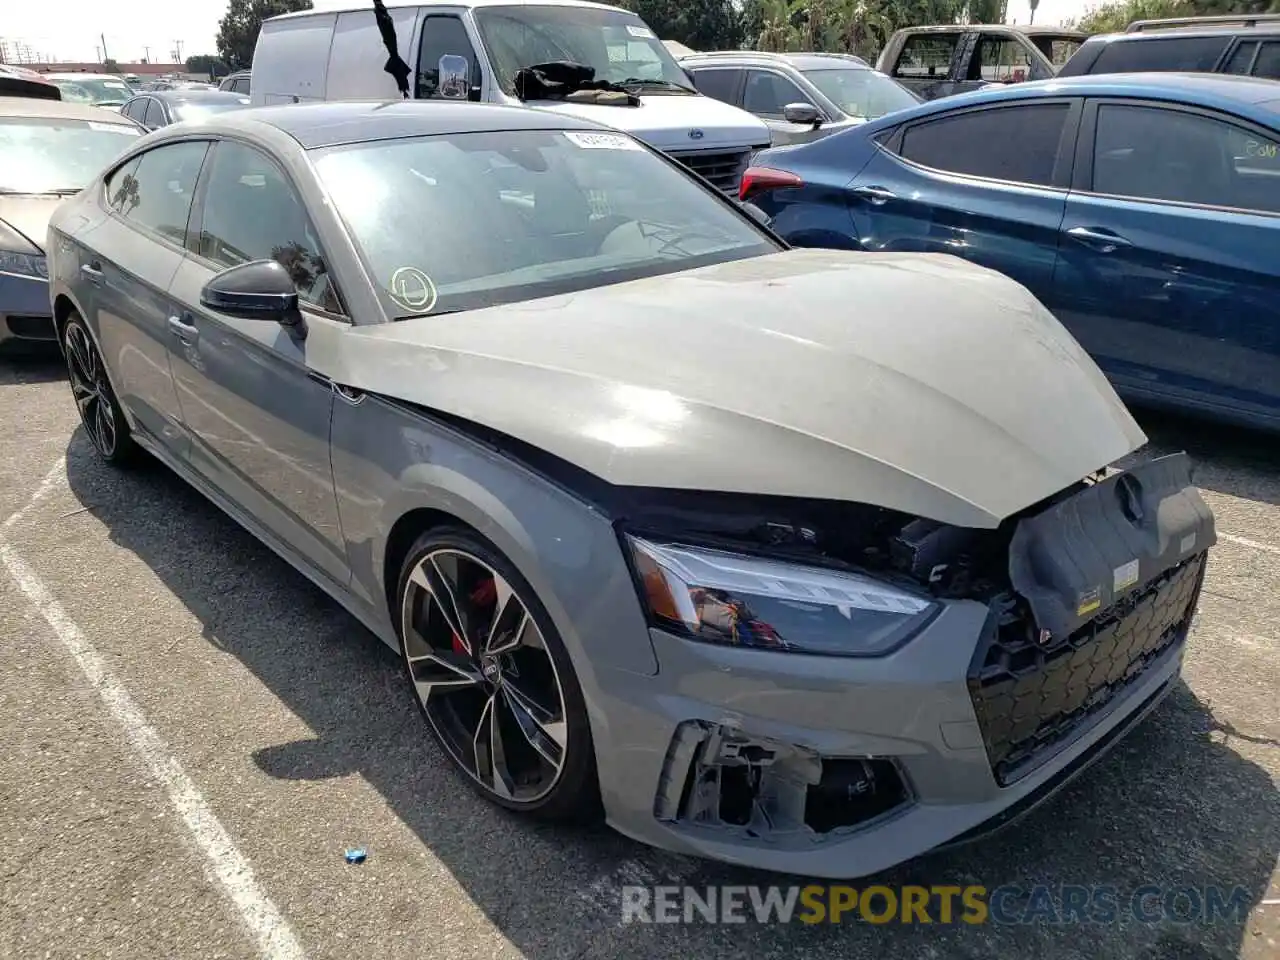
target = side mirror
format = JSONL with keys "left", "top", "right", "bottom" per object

{"left": 737, "top": 200, "right": 773, "bottom": 229}
{"left": 200, "top": 259, "right": 305, "bottom": 337}
{"left": 783, "top": 102, "right": 822, "bottom": 127}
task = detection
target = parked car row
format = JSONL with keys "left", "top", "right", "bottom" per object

{"left": 2, "top": 0, "right": 1251, "bottom": 883}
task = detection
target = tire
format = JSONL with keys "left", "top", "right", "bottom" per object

{"left": 62, "top": 314, "right": 138, "bottom": 466}
{"left": 395, "top": 525, "right": 600, "bottom": 822}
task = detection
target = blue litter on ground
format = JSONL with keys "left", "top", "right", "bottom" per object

{"left": 344, "top": 847, "right": 368, "bottom": 864}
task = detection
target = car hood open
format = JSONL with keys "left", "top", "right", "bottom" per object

{"left": 310, "top": 249, "right": 1146, "bottom": 529}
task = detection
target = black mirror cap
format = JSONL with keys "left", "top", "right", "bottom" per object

{"left": 200, "top": 259, "right": 302, "bottom": 327}
{"left": 782, "top": 102, "right": 822, "bottom": 126}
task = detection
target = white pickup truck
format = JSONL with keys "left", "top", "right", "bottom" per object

{"left": 250, "top": 0, "right": 771, "bottom": 195}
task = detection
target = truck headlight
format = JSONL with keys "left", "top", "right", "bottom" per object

{"left": 0, "top": 251, "right": 48, "bottom": 280}
{"left": 627, "top": 536, "right": 938, "bottom": 656}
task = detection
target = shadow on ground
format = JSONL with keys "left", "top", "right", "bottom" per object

{"left": 64, "top": 427, "right": 1278, "bottom": 960}
{"left": 0, "top": 352, "right": 65, "bottom": 388}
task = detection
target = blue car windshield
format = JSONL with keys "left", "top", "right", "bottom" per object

{"left": 313, "top": 129, "right": 777, "bottom": 317}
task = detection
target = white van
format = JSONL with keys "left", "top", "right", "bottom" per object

{"left": 250, "top": 0, "right": 771, "bottom": 194}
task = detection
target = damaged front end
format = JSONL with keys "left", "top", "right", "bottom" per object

{"left": 621, "top": 452, "right": 1215, "bottom": 846}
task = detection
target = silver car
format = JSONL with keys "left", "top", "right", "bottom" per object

{"left": 47, "top": 101, "right": 1215, "bottom": 877}
{"left": 0, "top": 96, "right": 141, "bottom": 353}
{"left": 682, "top": 51, "right": 922, "bottom": 145}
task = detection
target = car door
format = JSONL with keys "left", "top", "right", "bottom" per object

{"left": 1053, "top": 99, "right": 1280, "bottom": 425}
{"left": 847, "top": 99, "right": 1078, "bottom": 301}
{"left": 81, "top": 139, "right": 210, "bottom": 459}
{"left": 742, "top": 68, "right": 826, "bottom": 145}
{"left": 164, "top": 138, "right": 351, "bottom": 586}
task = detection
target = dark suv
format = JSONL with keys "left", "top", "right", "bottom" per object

{"left": 1058, "top": 14, "right": 1280, "bottom": 80}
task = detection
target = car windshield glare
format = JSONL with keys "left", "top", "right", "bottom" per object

{"left": 313, "top": 129, "right": 776, "bottom": 317}
{"left": 174, "top": 101, "right": 249, "bottom": 122}
{"left": 0, "top": 118, "right": 141, "bottom": 194}
{"left": 52, "top": 77, "right": 133, "bottom": 105}
{"left": 804, "top": 67, "right": 920, "bottom": 119}
{"left": 474, "top": 4, "right": 691, "bottom": 94}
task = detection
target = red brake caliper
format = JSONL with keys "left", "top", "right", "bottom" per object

{"left": 453, "top": 578, "right": 497, "bottom": 653}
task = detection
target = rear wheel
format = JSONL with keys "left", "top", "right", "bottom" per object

{"left": 63, "top": 315, "right": 137, "bottom": 465}
{"left": 395, "top": 527, "right": 599, "bottom": 821}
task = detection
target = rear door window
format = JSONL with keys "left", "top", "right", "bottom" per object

{"left": 689, "top": 68, "right": 742, "bottom": 105}
{"left": 898, "top": 102, "right": 1070, "bottom": 187}
{"left": 416, "top": 14, "right": 480, "bottom": 99}
{"left": 1090, "top": 36, "right": 1230, "bottom": 73}
{"left": 109, "top": 140, "right": 209, "bottom": 246}
{"left": 892, "top": 34, "right": 958, "bottom": 80}
{"left": 970, "top": 37, "right": 1034, "bottom": 83}
{"left": 1254, "top": 41, "right": 1280, "bottom": 79}
{"left": 1223, "top": 41, "right": 1258, "bottom": 74}
{"left": 1090, "top": 103, "right": 1280, "bottom": 215}
{"left": 142, "top": 99, "right": 165, "bottom": 128}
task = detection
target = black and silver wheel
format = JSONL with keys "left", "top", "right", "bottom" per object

{"left": 63, "top": 315, "right": 136, "bottom": 464}
{"left": 396, "top": 528, "right": 598, "bottom": 819}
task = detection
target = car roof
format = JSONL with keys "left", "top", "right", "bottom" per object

{"left": 875, "top": 72, "right": 1280, "bottom": 123}
{"left": 1085, "top": 24, "right": 1280, "bottom": 43}
{"left": 174, "top": 99, "right": 614, "bottom": 149}
{"left": 45, "top": 72, "right": 124, "bottom": 80}
{"left": 144, "top": 89, "right": 251, "bottom": 105}
{"left": 684, "top": 52, "right": 871, "bottom": 71}
{"left": 269, "top": 0, "right": 627, "bottom": 21}
{"left": 893, "top": 24, "right": 1082, "bottom": 37}
{"left": 0, "top": 95, "right": 139, "bottom": 123}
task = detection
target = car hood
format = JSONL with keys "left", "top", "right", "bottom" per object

{"left": 310, "top": 249, "right": 1146, "bottom": 529}
{"left": 530, "top": 93, "right": 771, "bottom": 152}
{"left": 0, "top": 195, "right": 61, "bottom": 254}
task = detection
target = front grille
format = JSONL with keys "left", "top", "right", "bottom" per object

{"left": 668, "top": 148, "right": 751, "bottom": 196}
{"left": 3, "top": 314, "right": 56, "bottom": 341}
{"left": 969, "top": 554, "right": 1206, "bottom": 786}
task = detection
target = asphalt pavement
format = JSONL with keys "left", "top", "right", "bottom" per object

{"left": 1, "top": 352, "right": 1277, "bottom": 960}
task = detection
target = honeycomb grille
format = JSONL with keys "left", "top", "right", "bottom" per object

{"left": 969, "top": 554, "right": 1206, "bottom": 786}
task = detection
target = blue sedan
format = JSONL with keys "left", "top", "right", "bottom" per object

{"left": 743, "top": 73, "right": 1280, "bottom": 430}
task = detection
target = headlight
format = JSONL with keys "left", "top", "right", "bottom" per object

{"left": 0, "top": 251, "right": 48, "bottom": 280}
{"left": 627, "top": 536, "right": 939, "bottom": 656}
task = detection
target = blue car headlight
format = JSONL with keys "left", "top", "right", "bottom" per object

{"left": 0, "top": 250, "right": 48, "bottom": 280}
{"left": 627, "top": 536, "right": 939, "bottom": 656}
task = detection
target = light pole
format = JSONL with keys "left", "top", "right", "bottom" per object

{"left": 1029, "top": 0, "right": 1040, "bottom": 25}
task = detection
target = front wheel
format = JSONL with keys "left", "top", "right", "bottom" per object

{"left": 63, "top": 315, "right": 137, "bottom": 465}
{"left": 395, "top": 527, "right": 600, "bottom": 821}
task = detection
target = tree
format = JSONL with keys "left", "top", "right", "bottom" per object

{"left": 1077, "top": 0, "right": 1279, "bottom": 33}
{"left": 216, "top": 0, "right": 314, "bottom": 70}
{"left": 621, "top": 0, "right": 745, "bottom": 50}
{"left": 186, "top": 54, "right": 229, "bottom": 77}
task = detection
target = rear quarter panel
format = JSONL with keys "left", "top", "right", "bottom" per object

{"left": 752, "top": 134, "right": 880, "bottom": 248}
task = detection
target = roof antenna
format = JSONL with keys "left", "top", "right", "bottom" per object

{"left": 374, "top": 0, "right": 413, "bottom": 98}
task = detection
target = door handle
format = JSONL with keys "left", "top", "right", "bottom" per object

{"left": 851, "top": 185, "right": 897, "bottom": 205}
{"left": 167, "top": 314, "right": 199, "bottom": 344}
{"left": 1067, "top": 226, "right": 1132, "bottom": 253}
{"left": 80, "top": 262, "right": 104, "bottom": 283}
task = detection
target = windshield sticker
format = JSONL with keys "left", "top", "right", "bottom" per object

{"left": 89, "top": 121, "right": 140, "bottom": 135}
{"left": 563, "top": 131, "right": 642, "bottom": 151}
{"left": 389, "top": 266, "right": 438, "bottom": 313}
{"left": 104, "top": 81, "right": 129, "bottom": 89}
{"left": 626, "top": 25, "right": 655, "bottom": 38}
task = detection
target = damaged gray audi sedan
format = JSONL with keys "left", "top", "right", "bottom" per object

{"left": 47, "top": 100, "right": 1216, "bottom": 878}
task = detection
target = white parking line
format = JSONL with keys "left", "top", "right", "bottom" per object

{"left": 0, "top": 463, "right": 306, "bottom": 960}
{"left": 1219, "top": 532, "right": 1280, "bottom": 556}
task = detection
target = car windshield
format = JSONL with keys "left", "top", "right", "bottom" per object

{"left": 474, "top": 4, "right": 693, "bottom": 95}
{"left": 313, "top": 129, "right": 776, "bottom": 317}
{"left": 51, "top": 77, "right": 133, "bottom": 106}
{"left": 0, "top": 117, "right": 141, "bottom": 194}
{"left": 804, "top": 67, "right": 920, "bottom": 119}
{"left": 173, "top": 99, "right": 250, "bottom": 122}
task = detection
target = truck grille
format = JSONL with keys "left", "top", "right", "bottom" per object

{"left": 968, "top": 554, "right": 1206, "bottom": 786}
{"left": 668, "top": 149, "right": 752, "bottom": 196}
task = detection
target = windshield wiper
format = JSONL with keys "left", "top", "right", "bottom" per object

{"left": 618, "top": 77, "right": 696, "bottom": 93}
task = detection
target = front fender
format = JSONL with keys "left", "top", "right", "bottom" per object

{"left": 329, "top": 393, "right": 660, "bottom": 679}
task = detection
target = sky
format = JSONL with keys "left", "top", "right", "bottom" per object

{"left": 5, "top": 0, "right": 1099, "bottom": 64}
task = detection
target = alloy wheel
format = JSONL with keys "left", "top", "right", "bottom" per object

{"left": 64, "top": 321, "right": 118, "bottom": 458}
{"left": 401, "top": 547, "right": 569, "bottom": 803}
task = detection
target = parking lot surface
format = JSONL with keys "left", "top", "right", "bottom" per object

{"left": 1, "top": 354, "right": 1277, "bottom": 960}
